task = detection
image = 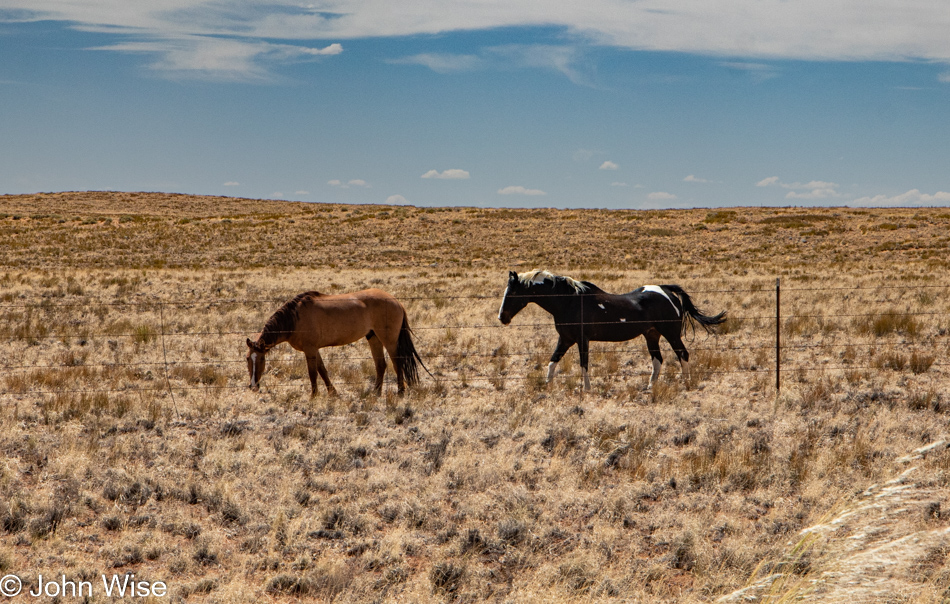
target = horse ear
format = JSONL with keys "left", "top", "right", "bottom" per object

{"left": 246, "top": 338, "right": 254, "bottom": 349}
{"left": 508, "top": 270, "right": 517, "bottom": 280}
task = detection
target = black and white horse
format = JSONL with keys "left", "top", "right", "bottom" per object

{"left": 498, "top": 270, "right": 726, "bottom": 391}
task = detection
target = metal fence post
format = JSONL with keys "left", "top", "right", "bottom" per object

{"left": 776, "top": 277, "right": 781, "bottom": 393}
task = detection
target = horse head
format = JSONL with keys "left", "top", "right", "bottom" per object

{"left": 498, "top": 270, "right": 530, "bottom": 325}
{"left": 246, "top": 337, "right": 267, "bottom": 391}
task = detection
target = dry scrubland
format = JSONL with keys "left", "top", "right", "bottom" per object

{"left": 1, "top": 191, "right": 950, "bottom": 603}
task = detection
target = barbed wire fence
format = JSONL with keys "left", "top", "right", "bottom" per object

{"left": 1, "top": 280, "right": 948, "bottom": 401}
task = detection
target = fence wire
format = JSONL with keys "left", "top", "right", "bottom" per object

{"left": 2, "top": 281, "right": 949, "bottom": 399}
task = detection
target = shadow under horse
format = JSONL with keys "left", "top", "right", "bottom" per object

{"left": 246, "top": 289, "right": 425, "bottom": 396}
{"left": 498, "top": 269, "right": 726, "bottom": 391}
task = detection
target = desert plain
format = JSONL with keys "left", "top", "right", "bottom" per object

{"left": 1, "top": 191, "right": 950, "bottom": 602}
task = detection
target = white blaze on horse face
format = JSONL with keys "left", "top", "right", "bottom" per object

{"left": 499, "top": 285, "right": 510, "bottom": 321}
{"left": 643, "top": 285, "right": 680, "bottom": 316}
{"left": 547, "top": 361, "right": 558, "bottom": 382}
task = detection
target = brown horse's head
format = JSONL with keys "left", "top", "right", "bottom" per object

{"left": 246, "top": 338, "right": 267, "bottom": 391}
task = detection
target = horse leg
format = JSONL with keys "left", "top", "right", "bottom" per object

{"left": 578, "top": 338, "right": 591, "bottom": 392}
{"left": 548, "top": 335, "right": 574, "bottom": 383}
{"left": 306, "top": 350, "right": 335, "bottom": 396}
{"left": 664, "top": 331, "right": 691, "bottom": 387}
{"left": 380, "top": 337, "right": 405, "bottom": 394}
{"left": 644, "top": 330, "right": 663, "bottom": 389}
{"left": 366, "top": 332, "right": 387, "bottom": 394}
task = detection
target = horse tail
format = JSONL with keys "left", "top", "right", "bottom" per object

{"left": 396, "top": 314, "right": 432, "bottom": 386}
{"left": 662, "top": 285, "right": 726, "bottom": 334}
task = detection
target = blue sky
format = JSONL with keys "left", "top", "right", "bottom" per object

{"left": 1, "top": 1, "right": 948, "bottom": 209}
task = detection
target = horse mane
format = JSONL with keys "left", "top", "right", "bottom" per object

{"left": 517, "top": 269, "right": 589, "bottom": 293}
{"left": 258, "top": 291, "right": 322, "bottom": 349}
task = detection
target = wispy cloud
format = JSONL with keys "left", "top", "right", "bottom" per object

{"left": 852, "top": 189, "right": 950, "bottom": 207}
{"left": 648, "top": 191, "right": 677, "bottom": 200}
{"left": 785, "top": 188, "right": 843, "bottom": 200}
{"left": 498, "top": 185, "right": 546, "bottom": 196}
{"left": 486, "top": 44, "right": 590, "bottom": 85}
{"left": 92, "top": 36, "right": 342, "bottom": 82}
{"left": 391, "top": 44, "right": 591, "bottom": 85}
{"left": 7, "top": 1, "right": 950, "bottom": 81}
{"left": 599, "top": 160, "right": 618, "bottom": 170}
{"left": 421, "top": 169, "right": 470, "bottom": 179}
{"left": 329, "top": 178, "right": 371, "bottom": 189}
{"left": 388, "top": 53, "right": 482, "bottom": 73}
{"left": 684, "top": 174, "right": 713, "bottom": 183}
{"left": 720, "top": 61, "right": 779, "bottom": 80}
{"left": 757, "top": 176, "right": 844, "bottom": 199}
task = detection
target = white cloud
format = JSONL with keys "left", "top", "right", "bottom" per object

{"left": 648, "top": 191, "right": 677, "bottom": 200}
{"left": 307, "top": 43, "right": 342, "bottom": 56}
{"left": 599, "top": 161, "right": 618, "bottom": 170}
{"left": 10, "top": 1, "right": 950, "bottom": 82}
{"left": 327, "top": 178, "right": 373, "bottom": 189}
{"left": 11, "top": 2, "right": 950, "bottom": 68}
{"left": 223, "top": 181, "right": 239, "bottom": 186}
{"left": 390, "top": 44, "right": 590, "bottom": 84}
{"left": 92, "top": 37, "right": 342, "bottom": 82}
{"left": 421, "top": 169, "right": 470, "bottom": 179}
{"left": 329, "top": 178, "right": 371, "bottom": 189}
{"left": 295, "top": 190, "right": 310, "bottom": 196}
{"left": 852, "top": 189, "right": 950, "bottom": 207}
{"left": 757, "top": 176, "right": 844, "bottom": 199}
{"left": 757, "top": 177, "right": 839, "bottom": 191}
{"left": 486, "top": 44, "right": 589, "bottom": 85}
{"left": 386, "top": 194, "right": 409, "bottom": 204}
{"left": 684, "top": 174, "right": 711, "bottom": 183}
{"left": 785, "top": 188, "right": 843, "bottom": 200}
{"left": 498, "top": 185, "right": 546, "bottom": 196}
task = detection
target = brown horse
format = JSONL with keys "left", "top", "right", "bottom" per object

{"left": 246, "top": 289, "right": 425, "bottom": 396}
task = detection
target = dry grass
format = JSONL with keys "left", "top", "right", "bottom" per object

{"left": 1, "top": 192, "right": 950, "bottom": 602}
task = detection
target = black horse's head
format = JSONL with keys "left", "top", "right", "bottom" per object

{"left": 498, "top": 270, "right": 530, "bottom": 325}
